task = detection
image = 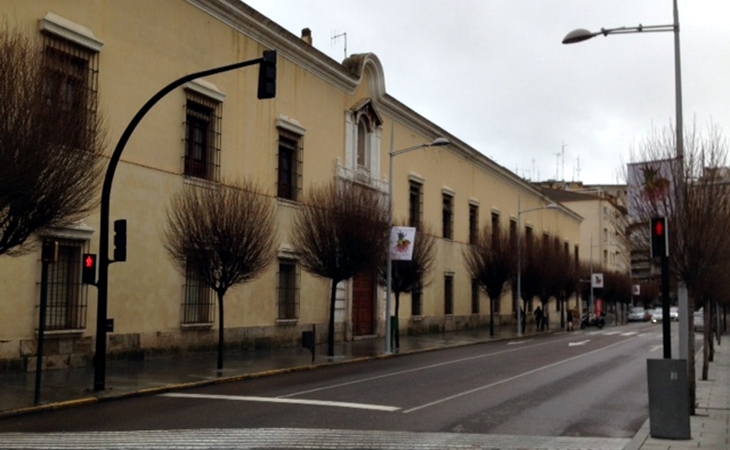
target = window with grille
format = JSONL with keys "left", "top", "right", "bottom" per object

{"left": 277, "top": 260, "right": 299, "bottom": 320}
{"left": 442, "top": 193, "right": 454, "bottom": 240}
{"left": 182, "top": 259, "right": 214, "bottom": 325}
{"left": 184, "top": 94, "right": 221, "bottom": 181}
{"left": 42, "top": 36, "right": 98, "bottom": 148}
{"left": 444, "top": 274, "right": 454, "bottom": 315}
{"left": 41, "top": 240, "right": 87, "bottom": 331}
{"left": 408, "top": 181, "right": 423, "bottom": 227}
{"left": 411, "top": 282, "right": 423, "bottom": 316}
{"left": 469, "top": 204, "right": 479, "bottom": 245}
{"left": 471, "top": 279, "right": 480, "bottom": 314}
{"left": 277, "top": 130, "right": 302, "bottom": 201}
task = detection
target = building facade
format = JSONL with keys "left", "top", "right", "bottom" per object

{"left": 0, "top": 0, "right": 581, "bottom": 372}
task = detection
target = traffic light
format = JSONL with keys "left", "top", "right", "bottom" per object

{"left": 650, "top": 217, "right": 668, "bottom": 258}
{"left": 82, "top": 253, "right": 97, "bottom": 284}
{"left": 257, "top": 50, "right": 277, "bottom": 99}
{"left": 113, "top": 219, "right": 127, "bottom": 262}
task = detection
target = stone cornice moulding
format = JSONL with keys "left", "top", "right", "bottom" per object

{"left": 39, "top": 12, "right": 104, "bottom": 52}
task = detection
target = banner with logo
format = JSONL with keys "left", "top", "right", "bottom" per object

{"left": 591, "top": 273, "right": 604, "bottom": 289}
{"left": 389, "top": 227, "right": 416, "bottom": 261}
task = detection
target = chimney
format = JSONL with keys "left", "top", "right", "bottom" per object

{"left": 301, "top": 28, "right": 312, "bottom": 46}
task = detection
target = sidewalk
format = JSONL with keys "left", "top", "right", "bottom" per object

{"left": 1, "top": 324, "right": 728, "bottom": 450}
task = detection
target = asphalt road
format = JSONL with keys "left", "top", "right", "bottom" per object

{"left": 0, "top": 321, "right": 679, "bottom": 439}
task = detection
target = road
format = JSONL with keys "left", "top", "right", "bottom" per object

{"left": 0, "top": 321, "right": 684, "bottom": 444}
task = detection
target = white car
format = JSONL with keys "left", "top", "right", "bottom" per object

{"left": 694, "top": 308, "right": 704, "bottom": 332}
{"left": 628, "top": 307, "right": 649, "bottom": 322}
{"left": 651, "top": 307, "right": 663, "bottom": 323}
{"left": 670, "top": 306, "right": 679, "bottom": 321}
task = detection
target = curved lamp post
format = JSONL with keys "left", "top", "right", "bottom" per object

{"left": 563, "top": 0, "right": 683, "bottom": 360}
{"left": 386, "top": 132, "right": 449, "bottom": 353}
{"left": 515, "top": 198, "right": 558, "bottom": 336}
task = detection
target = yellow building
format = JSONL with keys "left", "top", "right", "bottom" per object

{"left": 0, "top": 0, "right": 581, "bottom": 371}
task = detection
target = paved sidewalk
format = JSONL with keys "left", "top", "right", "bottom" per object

{"left": 626, "top": 339, "right": 730, "bottom": 450}
{"left": 0, "top": 324, "right": 728, "bottom": 450}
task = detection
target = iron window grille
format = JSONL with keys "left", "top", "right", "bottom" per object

{"left": 277, "top": 130, "right": 303, "bottom": 201}
{"left": 469, "top": 204, "right": 479, "bottom": 245}
{"left": 277, "top": 260, "right": 300, "bottom": 320}
{"left": 444, "top": 274, "right": 454, "bottom": 315}
{"left": 38, "top": 239, "right": 87, "bottom": 331}
{"left": 184, "top": 94, "right": 221, "bottom": 182}
{"left": 408, "top": 181, "right": 423, "bottom": 228}
{"left": 181, "top": 259, "right": 215, "bottom": 325}
{"left": 442, "top": 193, "right": 454, "bottom": 240}
{"left": 42, "top": 35, "right": 99, "bottom": 148}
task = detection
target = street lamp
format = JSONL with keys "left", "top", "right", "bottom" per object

{"left": 562, "top": 0, "right": 683, "bottom": 160}
{"left": 563, "top": 0, "right": 683, "bottom": 359}
{"left": 386, "top": 131, "right": 449, "bottom": 353}
{"left": 515, "top": 197, "right": 558, "bottom": 336}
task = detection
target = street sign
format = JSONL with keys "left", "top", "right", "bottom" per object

{"left": 591, "top": 273, "right": 604, "bottom": 288}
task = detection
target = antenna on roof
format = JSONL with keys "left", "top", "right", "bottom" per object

{"left": 331, "top": 30, "right": 347, "bottom": 60}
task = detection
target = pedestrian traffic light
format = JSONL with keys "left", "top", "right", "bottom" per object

{"left": 113, "top": 219, "right": 127, "bottom": 262}
{"left": 82, "top": 253, "right": 97, "bottom": 285}
{"left": 651, "top": 217, "right": 668, "bottom": 258}
{"left": 257, "top": 50, "right": 277, "bottom": 99}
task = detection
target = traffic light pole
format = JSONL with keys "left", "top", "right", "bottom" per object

{"left": 93, "top": 55, "right": 270, "bottom": 391}
{"left": 661, "top": 253, "right": 671, "bottom": 359}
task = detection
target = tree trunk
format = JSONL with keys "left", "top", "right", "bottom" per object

{"left": 489, "top": 294, "right": 495, "bottom": 338}
{"left": 327, "top": 279, "right": 338, "bottom": 357}
{"left": 217, "top": 291, "right": 225, "bottom": 373}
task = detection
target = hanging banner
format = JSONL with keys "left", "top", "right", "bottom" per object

{"left": 627, "top": 158, "right": 676, "bottom": 218}
{"left": 591, "top": 273, "right": 604, "bottom": 289}
{"left": 390, "top": 226, "right": 416, "bottom": 261}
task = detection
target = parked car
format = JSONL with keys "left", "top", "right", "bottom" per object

{"left": 628, "top": 307, "right": 650, "bottom": 322}
{"left": 694, "top": 308, "right": 704, "bottom": 332}
{"left": 670, "top": 306, "right": 679, "bottom": 321}
{"left": 650, "top": 307, "right": 663, "bottom": 323}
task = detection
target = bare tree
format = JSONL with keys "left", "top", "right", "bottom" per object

{"left": 630, "top": 122, "right": 730, "bottom": 412}
{"left": 291, "top": 179, "right": 389, "bottom": 357}
{"left": 378, "top": 221, "right": 437, "bottom": 348}
{"left": 464, "top": 225, "right": 515, "bottom": 336}
{"left": 0, "top": 29, "right": 105, "bottom": 256}
{"left": 163, "top": 180, "right": 276, "bottom": 371}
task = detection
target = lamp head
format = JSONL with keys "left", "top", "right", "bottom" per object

{"left": 562, "top": 28, "right": 597, "bottom": 44}
{"left": 430, "top": 137, "right": 450, "bottom": 147}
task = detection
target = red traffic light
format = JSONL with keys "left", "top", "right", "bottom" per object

{"left": 82, "top": 253, "right": 97, "bottom": 284}
{"left": 654, "top": 220, "right": 664, "bottom": 236}
{"left": 650, "top": 217, "right": 668, "bottom": 258}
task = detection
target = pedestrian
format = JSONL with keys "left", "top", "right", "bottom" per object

{"left": 567, "top": 308, "right": 574, "bottom": 331}
{"left": 534, "top": 305, "right": 544, "bottom": 331}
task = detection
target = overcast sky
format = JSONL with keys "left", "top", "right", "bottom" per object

{"left": 243, "top": 1, "right": 730, "bottom": 185}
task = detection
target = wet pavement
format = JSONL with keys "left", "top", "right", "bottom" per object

{"left": 1, "top": 323, "right": 729, "bottom": 450}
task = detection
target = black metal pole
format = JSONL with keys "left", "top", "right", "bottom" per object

{"left": 661, "top": 254, "right": 671, "bottom": 359}
{"left": 93, "top": 57, "right": 265, "bottom": 391}
{"left": 34, "top": 260, "right": 49, "bottom": 405}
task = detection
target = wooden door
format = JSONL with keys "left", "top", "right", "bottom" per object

{"left": 352, "top": 269, "right": 375, "bottom": 336}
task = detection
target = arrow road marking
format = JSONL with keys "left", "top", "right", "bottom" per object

{"left": 159, "top": 393, "right": 400, "bottom": 412}
{"left": 650, "top": 345, "right": 663, "bottom": 352}
{"left": 568, "top": 340, "right": 590, "bottom": 347}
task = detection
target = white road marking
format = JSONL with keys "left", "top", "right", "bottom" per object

{"left": 507, "top": 339, "right": 534, "bottom": 345}
{"left": 402, "top": 338, "right": 636, "bottom": 414}
{"left": 568, "top": 340, "right": 590, "bottom": 347}
{"left": 650, "top": 345, "right": 663, "bottom": 352}
{"left": 159, "top": 392, "right": 400, "bottom": 411}
{"left": 621, "top": 331, "right": 638, "bottom": 336}
{"left": 603, "top": 331, "right": 621, "bottom": 335}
